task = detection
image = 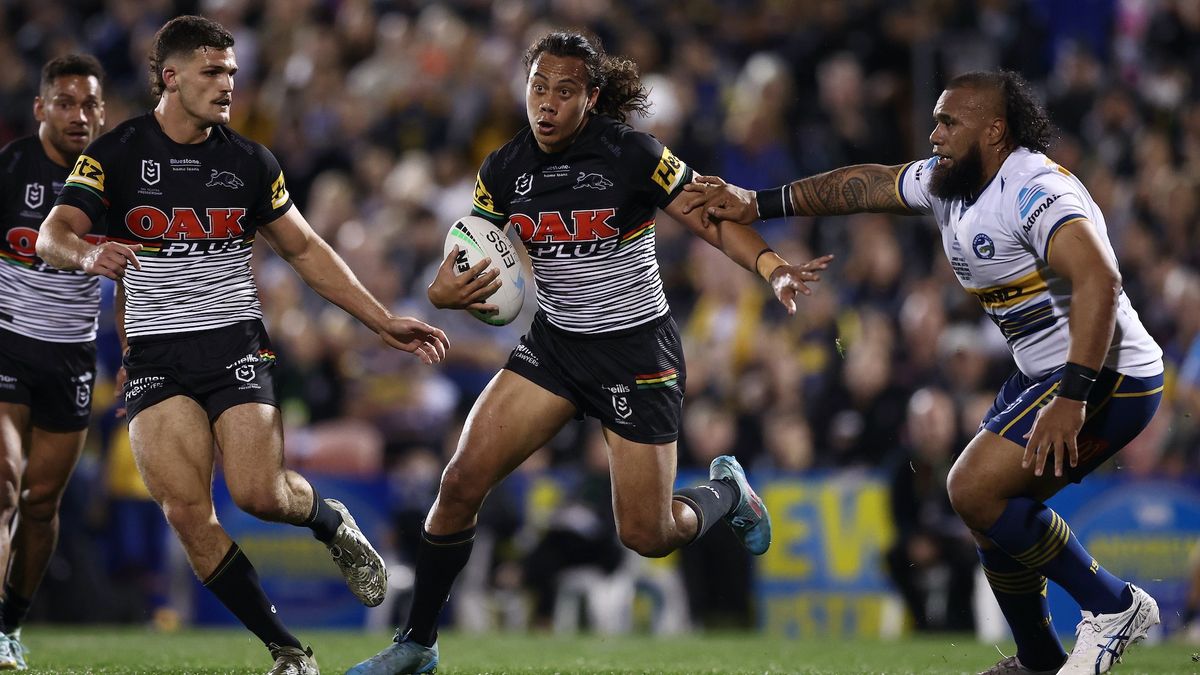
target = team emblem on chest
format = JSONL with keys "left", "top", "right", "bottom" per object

{"left": 141, "top": 159, "right": 161, "bottom": 185}
{"left": 23, "top": 183, "right": 43, "bottom": 209}
{"left": 515, "top": 173, "right": 533, "bottom": 196}
{"left": 972, "top": 233, "right": 996, "bottom": 259}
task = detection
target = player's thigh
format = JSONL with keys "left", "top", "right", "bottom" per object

{"left": 604, "top": 429, "right": 678, "bottom": 534}
{"left": 948, "top": 429, "right": 1070, "bottom": 528}
{"left": 445, "top": 369, "right": 576, "bottom": 498}
{"left": 0, "top": 403, "right": 29, "bottom": 489}
{"left": 128, "top": 395, "right": 216, "bottom": 507}
{"left": 211, "top": 402, "right": 284, "bottom": 497}
{"left": 22, "top": 426, "right": 87, "bottom": 513}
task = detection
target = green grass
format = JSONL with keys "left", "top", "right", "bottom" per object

{"left": 15, "top": 627, "right": 1200, "bottom": 674}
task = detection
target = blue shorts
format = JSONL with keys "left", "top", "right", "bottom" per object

{"left": 981, "top": 367, "right": 1163, "bottom": 483}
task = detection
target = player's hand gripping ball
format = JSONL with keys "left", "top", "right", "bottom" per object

{"left": 442, "top": 215, "right": 526, "bottom": 325}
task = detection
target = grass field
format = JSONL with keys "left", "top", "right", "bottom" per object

{"left": 12, "top": 627, "right": 1200, "bottom": 674}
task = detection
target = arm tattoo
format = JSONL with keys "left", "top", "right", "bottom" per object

{"left": 788, "top": 164, "right": 915, "bottom": 216}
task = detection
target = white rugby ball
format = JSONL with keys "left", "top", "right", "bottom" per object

{"left": 443, "top": 215, "right": 526, "bottom": 326}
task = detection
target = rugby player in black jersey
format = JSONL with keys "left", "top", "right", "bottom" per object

{"left": 346, "top": 31, "right": 833, "bottom": 675}
{"left": 36, "top": 16, "right": 449, "bottom": 675}
{"left": 0, "top": 54, "right": 106, "bottom": 671}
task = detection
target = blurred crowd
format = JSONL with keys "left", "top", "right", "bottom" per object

{"left": 2, "top": 0, "right": 1199, "bottom": 633}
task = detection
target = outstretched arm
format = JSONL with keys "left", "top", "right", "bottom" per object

{"left": 681, "top": 164, "right": 919, "bottom": 225}
{"left": 663, "top": 194, "right": 833, "bottom": 315}
{"left": 259, "top": 205, "right": 450, "bottom": 364}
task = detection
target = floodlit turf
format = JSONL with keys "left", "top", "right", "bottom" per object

{"left": 16, "top": 627, "right": 1200, "bottom": 674}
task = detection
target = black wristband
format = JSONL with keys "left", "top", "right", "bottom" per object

{"left": 1057, "top": 362, "right": 1099, "bottom": 401}
{"left": 755, "top": 185, "right": 795, "bottom": 220}
{"left": 755, "top": 247, "right": 775, "bottom": 275}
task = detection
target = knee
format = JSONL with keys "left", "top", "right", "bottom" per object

{"left": 229, "top": 484, "right": 287, "bottom": 521}
{"left": 946, "top": 464, "right": 990, "bottom": 531}
{"left": 437, "top": 462, "right": 487, "bottom": 512}
{"left": 617, "top": 524, "right": 671, "bottom": 559}
{"left": 18, "top": 482, "right": 66, "bottom": 523}
{"left": 160, "top": 497, "right": 215, "bottom": 534}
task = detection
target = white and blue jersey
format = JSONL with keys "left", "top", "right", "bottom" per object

{"left": 897, "top": 147, "right": 1162, "bottom": 379}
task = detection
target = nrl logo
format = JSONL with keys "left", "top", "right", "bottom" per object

{"left": 514, "top": 173, "right": 533, "bottom": 196}
{"left": 141, "top": 159, "right": 161, "bottom": 185}
{"left": 24, "top": 183, "right": 44, "bottom": 209}
{"left": 574, "top": 172, "right": 613, "bottom": 191}
{"left": 235, "top": 365, "right": 256, "bottom": 383}
{"left": 207, "top": 169, "right": 244, "bottom": 189}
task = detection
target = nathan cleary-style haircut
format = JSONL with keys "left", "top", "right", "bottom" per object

{"left": 523, "top": 31, "right": 651, "bottom": 124}
{"left": 148, "top": 15, "right": 235, "bottom": 97}
{"left": 40, "top": 54, "right": 105, "bottom": 94}
{"left": 947, "top": 70, "right": 1054, "bottom": 154}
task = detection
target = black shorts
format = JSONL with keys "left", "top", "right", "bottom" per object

{"left": 504, "top": 312, "right": 685, "bottom": 444}
{"left": 124, "top": 320, "right": 279, "bottom": 423}
{"left": 0, "top": 328, "right": 96, "bottom": 432}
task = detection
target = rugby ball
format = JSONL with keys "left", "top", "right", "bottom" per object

{"left": 443, "top": 215, "right": 526, "bottom": 325}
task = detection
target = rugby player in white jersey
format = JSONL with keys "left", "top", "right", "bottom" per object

{"left": 684, "top": 70, "right": 1163, "bottom": 675}
{"left": 0, "top": 54, "right": 106, "bottom": 671}
{"left": 36, "top": 16, "right": 449, "bottom": 675}
{"left": 346, "top": 30, "right": 833, "bottom": 675}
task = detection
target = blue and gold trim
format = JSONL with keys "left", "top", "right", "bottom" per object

{"left": 982, "top": 367, "right": 1164, "bottom": 483}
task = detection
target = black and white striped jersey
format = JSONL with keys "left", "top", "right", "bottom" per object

{"left": 472, "top": 115, "right": 692, "bottom": 334}
{"left": 0, "top": 136, "right": 103, "bottom": 343}
{"left": 56, "top": 113, "right": 293, "bottom": 341}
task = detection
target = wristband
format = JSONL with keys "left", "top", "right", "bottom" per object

{"left": 1057, "top": 362, "right": 1098, "bottom": 401}
{"left": 755, "top": 247, "right": 775, "bottom": 278}
{"left": 755, "top": 185, "right": 795, "bottom": 220}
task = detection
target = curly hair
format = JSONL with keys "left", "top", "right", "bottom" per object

{"left": 947, "top": 70, "right": 1053, "bottom": 154}
{"left": 523, "top": 31, "right": 650, "bottom": 124}
{"left": 148, "top": 15, "right": 235, "bottom": 98}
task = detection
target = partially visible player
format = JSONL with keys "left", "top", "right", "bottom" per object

{"left": 36, "top": 16, "right": 449, "bottom": 675}
{"left": 685, "top": 71, "right": 1163, "bottom": 675}
{"left": 346, "top": 30, "right": 832, "bottom": 675}
{"left": 0, "top": 54, "right": 107, "bottom": 670}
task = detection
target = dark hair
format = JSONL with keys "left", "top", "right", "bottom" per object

{"left": 148, "top": 15, "right": 235, "bottom": 97}
{"left": 40, "top": 54, "right": 105, "bottom": 94}
{"left": 523, "top": 31, "right": 650, "bottom": 124}
{"left": 947, "top": 70, "right": 1053, "bottom": 154}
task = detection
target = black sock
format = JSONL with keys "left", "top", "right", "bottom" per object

{"left": 404, "top": 527, "right": 475, "bottom": 647}
{"left": 304, "top": 488, "right": 343, "bottom": 544}
{"left": 673, "top": 479, "right": 737, "bottom": 543}
{"left": 203, "top": 543, "right": 302, "bottom": 650}
{"left": 0, "top": 586, "right": 30, "bottom": 634}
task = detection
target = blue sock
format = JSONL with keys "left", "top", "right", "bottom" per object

{"left": 979, "top": 546, "right": 1066, "bottom": 671}
{"left": 985, "top": 498, "right": 1131, "bottom": 615}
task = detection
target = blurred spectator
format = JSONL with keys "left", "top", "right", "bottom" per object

{"left": 884, "top": 387, "right": 977, "bottom": 632}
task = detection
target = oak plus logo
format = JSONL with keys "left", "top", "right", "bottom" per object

{"left": 141, "top": 159, "right": 161, "bottom": 185}
{"left": 23, "top": 183, "right": 43, "bottom": 209}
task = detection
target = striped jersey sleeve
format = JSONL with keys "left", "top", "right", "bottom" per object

{"left": 896, "top": 157, "right": 937, "bottom": 214}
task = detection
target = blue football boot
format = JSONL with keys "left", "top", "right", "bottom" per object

{"left": 709, "top": 455, "right": 772, "bottom": 555}
{"left": 344, "top": 631, "right": 438, "bottom": 675}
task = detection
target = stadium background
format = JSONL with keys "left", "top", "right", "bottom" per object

{"left": 2, "top": 0, "right": 1199, "bottom": 650}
